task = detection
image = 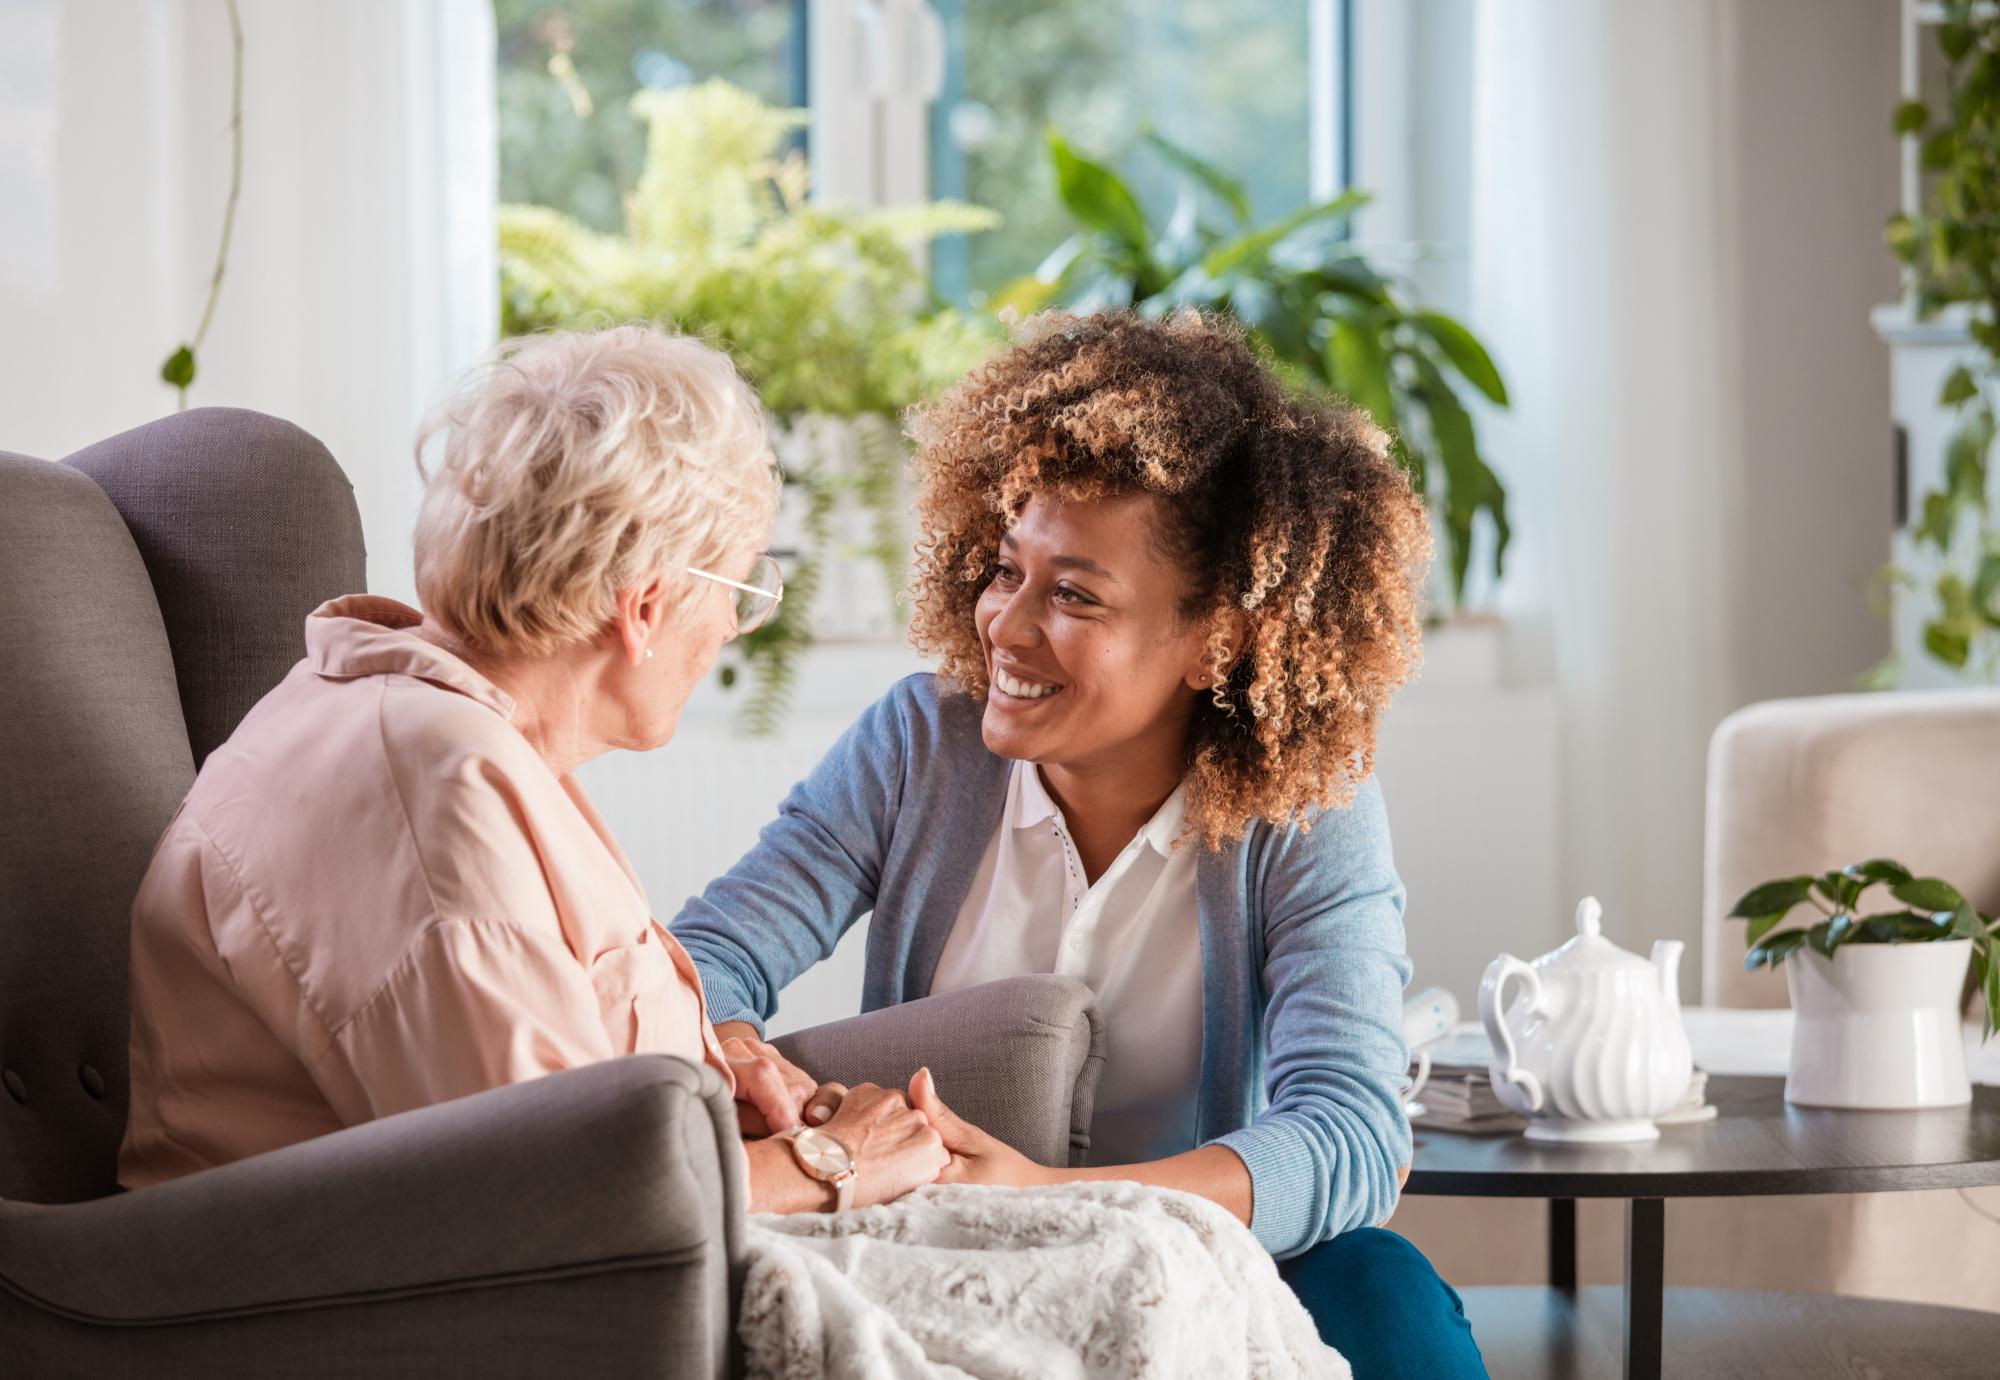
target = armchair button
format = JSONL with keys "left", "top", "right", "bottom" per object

{"left": 2, "top": 1070, "right": 24, "bottom": 1103}
{"left": 80, "top": 1065, "right": 105, "bottom": 1099}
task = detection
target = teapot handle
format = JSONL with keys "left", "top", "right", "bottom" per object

{"left": 1478, "top": 954, "right": 1547, "bottom": 1115}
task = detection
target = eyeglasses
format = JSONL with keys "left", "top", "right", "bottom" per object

{"left": 687, "top": 554, "right": 784, "bottom": 634}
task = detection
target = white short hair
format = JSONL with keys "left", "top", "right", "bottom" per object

{"left": 413, "top": 325, "right": 778, "bottom": 655}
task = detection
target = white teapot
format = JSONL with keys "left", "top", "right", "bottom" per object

{"left": 1478, "top": 897, "right": 1694, "bottom": 1143}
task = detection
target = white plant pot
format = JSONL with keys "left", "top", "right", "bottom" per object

{"left": 1784, "top": 940, "right": 1974, "bottom": 1110}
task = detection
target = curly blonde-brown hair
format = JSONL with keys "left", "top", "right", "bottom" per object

{"left": 907, "top": 310, "right": 1432, "bottom": 847}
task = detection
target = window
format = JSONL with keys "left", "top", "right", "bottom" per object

{"left": 495, "top": 0, "right": 803, "bottom": 234}
{"left": 495, "top": 1, "right": 1349, "bottom": 304}
{"left": 930, "top": 0, "right": 1348, "bottom": 304}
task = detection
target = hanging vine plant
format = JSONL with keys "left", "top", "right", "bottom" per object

{"left": 160, "top": 0, "right": 245, "bottom": 408}
{"left": 1880, "top": 3, "right": 2000, "bottom": 679}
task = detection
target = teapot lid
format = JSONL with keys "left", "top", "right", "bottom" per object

{"left": 1539, "top": 897, "right": 1655, "bottom": 973}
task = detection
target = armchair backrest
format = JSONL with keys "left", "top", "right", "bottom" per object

{"left": 0, "top": 409, "right": 364, "bottom": 1204}
{"left": 1702, "top": 688, "right": 2000, "bottom": 1009}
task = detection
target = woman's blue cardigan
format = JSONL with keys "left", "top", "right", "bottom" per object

{"left": 671, "top": 673, "right": 1413, "bottom": 1258}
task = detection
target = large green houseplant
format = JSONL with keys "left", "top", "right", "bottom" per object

{"left": 1000, "top": 130, "right": 1511, "bottom": 609}
{"left": 1881, "top": 4, "right": 2000, "bottom": 679}
{"left": 499, "top": 79, "right": 997, "bottom": 731}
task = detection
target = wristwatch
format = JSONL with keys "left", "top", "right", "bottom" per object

{"left": 775, "top": 1125, "right": 857, "bottom": 1212}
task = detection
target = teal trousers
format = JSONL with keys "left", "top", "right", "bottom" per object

{"left": 1279, "top": 1228, "right": 1488, "bottom": 1379}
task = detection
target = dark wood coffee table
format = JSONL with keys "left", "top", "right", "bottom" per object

{"left": 1405, "top": 1075, "right": 2000, "bottom": 1379}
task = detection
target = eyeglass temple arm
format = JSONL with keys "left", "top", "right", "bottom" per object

{"left": 686, "top": 566, "right": 782, "bottom": 601}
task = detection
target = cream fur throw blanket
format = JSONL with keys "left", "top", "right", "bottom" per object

{"left": 738, "top": 1181, "right": 1348, "bottom": 1380}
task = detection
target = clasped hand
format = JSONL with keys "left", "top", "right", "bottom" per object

{"left": 719, "top": 1024, "right": 1048, "bottom": 1204}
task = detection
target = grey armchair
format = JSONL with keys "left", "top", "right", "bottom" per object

{"left": 0, "top": 410, "right": 1105, "bottom": 1376}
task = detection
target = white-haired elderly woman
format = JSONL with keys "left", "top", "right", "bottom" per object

{"left": 118, "top": 326, "right": 945, "bottom": 1214}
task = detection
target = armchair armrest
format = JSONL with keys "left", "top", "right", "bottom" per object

{"left": 0, "top": 1055, "right": 744, "bottom": 1371}
{"left": 772, "top": 975, "right": 1104, "bottom": 1168}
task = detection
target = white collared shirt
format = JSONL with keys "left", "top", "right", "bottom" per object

{"left": 930, "top": 758, "right": 1204, "bottom": 1166}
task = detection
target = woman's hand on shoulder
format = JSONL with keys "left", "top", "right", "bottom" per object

{"left": 815, "top": 1080, "right": 951, "bottom": 1208}
{"left": 715, "top": 1021, "right": 819, "bottom": 1136}
{"left": 909, "top": 1068, "right": 1054, "bottom": 1190}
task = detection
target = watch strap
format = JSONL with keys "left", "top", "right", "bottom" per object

{"left": 776, "top": 1125, "right": 857, "bottom": 1212}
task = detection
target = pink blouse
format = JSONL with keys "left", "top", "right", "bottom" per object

{"left": 118, "top": 595, "right": 733, "bottom": 1189}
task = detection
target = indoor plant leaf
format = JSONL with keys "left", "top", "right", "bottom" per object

{"left": 1951, "top": 901, "right": 1986, "bottom": 940}
{"left": 1806, "top": 916, "right": 1856, "bottom": 957}
{"left": 1744, "top": 913, "right": 1789, "bottom": 946}
{"left": 1940, "top": 363, "right": 1980, "bottom": 405}
{"left": 1848, "top": 858, "right": 1914, "bottom": 886}
{"left": 1816, "top": 871, "right": 1864, "bottom": 911}
{"left": 1313, "top": 256, "right": 1392, "bottom": 305}
{"left": 1924, "top": 619, "right": 1973, "bottom": 668}
{"left": 1857, "top": 909, "right": 1958, "bottom": 943}
{"left": 1973, "top": 551, "right": 2000, "bottom": 626}
{"left": 1729, "top": 876, "right": 1814, "bottom": 919}
{"left": 1412, "top": 310, "right": 1509, "bottom": 406}
{"left": 990, "top": 273, "right": 1066, "bottom": 318}
{"left": 1140, "top": 128, "right": 1251, "bottom": 224}
{"left": 1943, "top": 408, "right": 1992, "bottom": 499}
{"left": 159, "top": 345, "right": 196, "bottom": 389}
{"left": 1745, "top": 929, "right": 1810, "bottom": 971}
{"left": 1410, "top": 353, "right": 1510, "bottom": 601}
{"left": 1893, "top": 877, "right": 1968, "bottom": 913}
{"left": 1915, "top": 490, "right": 1960, "bottom": 551}
{"left": 1045, "top": 129, "right": 1154, "bottom": 261}
{"left": 1324, "top": 313, "right": 1397, "bottom": 434}
{"left": 1202, "top": 188, "right": 1369, "bottom": 278}
{"left": 1986, "top": 948, "right": 2000, "bottom": 1040}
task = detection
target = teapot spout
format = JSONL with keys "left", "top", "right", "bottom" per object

{"left": 1651, "top": 939, "right": 1685, "bottom": 1015}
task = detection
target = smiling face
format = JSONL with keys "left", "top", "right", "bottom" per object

{"left": 974, "top": 493, "right": 1216, "bottom": 776}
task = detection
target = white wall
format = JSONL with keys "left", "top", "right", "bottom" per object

{"left": 1717, "top": 0, "right": 1902, "bottom": 706}
{"left": 1456, "top": 0, "right": 1900, "bottom": 991}
{"left": 0, "top": 0, "right": 495, "bottom": 603}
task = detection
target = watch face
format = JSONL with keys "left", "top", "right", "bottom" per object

{"left": 793, "top": 1127, "right": 855, "bottom": 1180}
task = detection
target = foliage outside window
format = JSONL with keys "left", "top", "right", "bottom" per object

{"left": 933, "top": 0, "right": 1315, "bottom": 303}
{"left": 1882, "top": 3, "right": 2000, "bottom": 680}
{"left": 498, "top": 80, "right": 997, "bottom": 731}
{"left": 496, "top": 0, "right": 795, "bottom": 235}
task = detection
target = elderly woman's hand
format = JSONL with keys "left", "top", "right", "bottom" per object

{"left": 715, "top": 1021, "right": 819, "bottom": 1136}
{"left": 909, "top": 1067, "right": 1055, "bottom": 1189}
{"left": 815, "top": 1080, "right": 951, "bottom": 1208}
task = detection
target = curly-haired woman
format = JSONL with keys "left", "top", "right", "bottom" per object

{"left": 674, "top": 311, "right": 1485, "bottom": 1376}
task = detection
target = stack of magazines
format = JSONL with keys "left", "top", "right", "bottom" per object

{"left": 1408, "top": 1028, "right": 1714, "bottom": 1135}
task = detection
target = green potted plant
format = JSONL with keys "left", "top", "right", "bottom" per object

{"left": 1729, "top": 860, "right": 1997, "bottom": 1108}
{"left": 1877, "top": 4, "right": 2000, "bottom": 679}
{"left": 999, "top": 129, "right": 1511, "bottom": 611}
{"left": 498, "top": 79, "right": 999, "bottom": 731}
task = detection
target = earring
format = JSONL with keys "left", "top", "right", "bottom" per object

{"left": 644, "top": 648, "right": 655, "bottom": 661}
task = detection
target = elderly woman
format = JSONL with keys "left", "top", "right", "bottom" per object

{"left": 674, "top": 311, "right": 1486, "bottom": 1377}
{"left": 117, "top": 326, "right": 945, "bottom": 1215}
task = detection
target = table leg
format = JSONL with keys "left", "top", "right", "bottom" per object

{"left": 1624, "top": 1197, "right": 1665, "bottom": 1380}
{"left": 1548, "top": 1197, "right": 1577, "bottom": 1292}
